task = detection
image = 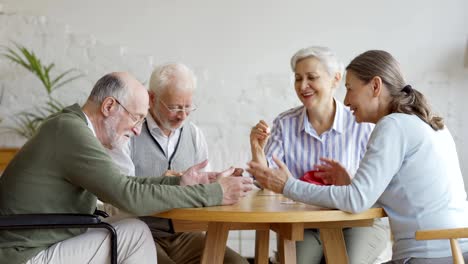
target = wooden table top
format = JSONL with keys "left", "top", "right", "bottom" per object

{"left": 156, "top": 189, "right": 385, "bottom": 223}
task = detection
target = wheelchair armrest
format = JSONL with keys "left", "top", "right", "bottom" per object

{"left": 0, "top": 212, "right": 117, "bottom": 264}
{"left": 94, "top": 209, "right": 110, "bottom": 218}
{"left": 0, "top": 214, "right": 101, "bottom": 228}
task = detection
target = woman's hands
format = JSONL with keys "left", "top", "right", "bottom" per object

{"left": 250, "top": 120, "right": 270, "bottom": 153}
{"left": 314, "top": 157, "right": 352, "bottom": 186}
{"left": 247, "top": 156, "right": 352, "bottom": 193}
{"left": 247, "top": 156, "right": 292, "bottom": 193}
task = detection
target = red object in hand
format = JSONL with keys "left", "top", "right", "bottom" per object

{"left": 299, "top": 170, "right": 330, "bottom": 186}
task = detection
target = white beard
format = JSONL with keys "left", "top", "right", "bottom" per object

{"left": 103, "top": 115, "right": 129, "bottom": 150}
{"left": 154, "top": 110, "right": 184, "bottom": 132}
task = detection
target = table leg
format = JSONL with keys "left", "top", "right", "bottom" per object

{"left": 201, "top": 222, "right": 230, "bottom": 264}
{"left": 255, "top": 230, "right": 270, "bottom": 264}
{"left": 320, "top": 228, "right": 348, "bottom": 263}
{"left": 277, "top": 234, "right": 296, "bottom": 264}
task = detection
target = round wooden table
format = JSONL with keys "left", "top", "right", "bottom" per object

{"left": 156, "top": 189, "right": 386, "bottom": 264}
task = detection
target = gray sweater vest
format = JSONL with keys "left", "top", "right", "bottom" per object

{"left": 130, "top": 121, "right": 202, "bottom": 237}
{"left": 131, "top": 121, "right": 200, "bottom": 177}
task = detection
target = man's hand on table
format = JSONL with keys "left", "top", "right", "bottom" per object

{"left": 180, "top": 160, "right": 212, "bottom": 186}
{"left": 218, "top": 176, "right": 254, "bottom": 205}
{"left": 164, "top": 170, "right": 183, "bottom": 177}
{"left": 180, "top": 160, "right": 234, "bottom": 185}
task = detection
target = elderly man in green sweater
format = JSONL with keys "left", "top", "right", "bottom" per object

{"left": 0, "top": 72, "right": 253, "bottom": 264}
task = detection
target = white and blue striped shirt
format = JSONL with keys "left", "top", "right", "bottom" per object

{"left": 265, "top": 99, "right": 374, "bottom": 178}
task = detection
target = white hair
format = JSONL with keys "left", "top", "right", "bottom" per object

{"left": 290, "top": 46, "right": 344, "bottom": 77}
{"left": 149, "top": 63, "right": 197, "bottom": 96}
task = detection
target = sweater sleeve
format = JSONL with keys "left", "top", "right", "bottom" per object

{"left": 56, "top": 117, "right": 223, "bottom": 216}
{"left": 284, "top": 116, "right": 406, "bottom": 213}
{"left": 128, "top": 175, "right": 181, "bottom": 185}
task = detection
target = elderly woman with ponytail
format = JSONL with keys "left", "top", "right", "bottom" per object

{"left": 248, "top": 50, "right": 468, "bottom": 263}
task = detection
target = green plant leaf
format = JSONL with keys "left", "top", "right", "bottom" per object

{"left": 1, "top": 42, "right": 83, "bottom": 139}
{"left": 3, "top": 113, "right": 41, "bottom": 139}
{"left": 53, "top": 74, "right": 84, "bottom": 91}
{"left": 47, "top": 98, "right": 65, "bottom": 111}
{"left": 2, "top": 47, "right": 33, "bottom": 71}
{"left": 50, "top": 69, "right": 84, "bottom": 91}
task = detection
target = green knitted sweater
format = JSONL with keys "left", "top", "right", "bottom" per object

{"left": 0, "top": 104, "right": 223, "bottom": 264}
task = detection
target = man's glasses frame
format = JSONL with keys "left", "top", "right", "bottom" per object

{"left": 158, "top": 99, "right": 197, "bottom": 114}
{"left": 113, "top": 97, "right": 146, "bottom": 127}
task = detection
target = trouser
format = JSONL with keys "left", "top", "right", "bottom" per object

{"left": 384, "top": 252, "right": 468, "bottom": 264}
{"left": 26, "top": 218, "right": 156, "bottom": 264}
{"left": 296, "top": 218, "right": 390, "bottom": 264}
{"left": 155, "top": 232, "right": 248, "bottom": 264}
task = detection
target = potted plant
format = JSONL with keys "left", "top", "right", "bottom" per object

{"left": 0, "top": 43, "right": 83, "bottom": 170}
{"left": 1, "top": 42, "right": 83, "bottom": 139}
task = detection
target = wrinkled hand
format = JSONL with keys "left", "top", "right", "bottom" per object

{"left": 207, "top": 167, "right": 236, "bottom": 183}
{"left": 246, "top": 156, "right": 291, "bottom": 193}
{"left": 180, "top": 160, "right": 211, "bottom": 186}
{"left": 314, "top": 158, "right": 352, "bottom": 186}
{"left": 250, "top": 120, "right": 271, "bottom": 152}
{"left": 164, "top": 170, "right": 183, "bottom": 177}
{"left": 218, "top": 176, "right": 254, "bottom": 205}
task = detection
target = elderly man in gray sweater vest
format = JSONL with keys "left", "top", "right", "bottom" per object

{"left": 107, "top": 63, "right": 248, "bottom": 264}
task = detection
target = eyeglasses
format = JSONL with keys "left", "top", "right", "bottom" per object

{"left": 113, "top": 98, "right": 146, "bottom": 127}
{"left": 158, "top": 99, "right": 197, "bottom": 114}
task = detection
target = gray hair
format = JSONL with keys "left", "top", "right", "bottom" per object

{"left": 290, "top": 46, "right": 344, "bottom": 77}
{"left": 88, "top": 73, "right": 129, "bottom": 104}
{"left": 149, "top": 63, "right": 197, "bottom": 96}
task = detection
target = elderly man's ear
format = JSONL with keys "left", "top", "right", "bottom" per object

{"left": 101, "top": 97, "right": 118, "bottom": 117}
{"left": 148, "top": 91, "right": 157, "bottom": 104}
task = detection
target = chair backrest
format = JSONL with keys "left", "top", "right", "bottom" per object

{"left": 415, "top": 228, "right": 468, "bottom": 264}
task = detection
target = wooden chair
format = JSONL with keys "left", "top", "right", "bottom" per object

{"left": 416, "top": 228, "right": 468, "bottom": 264}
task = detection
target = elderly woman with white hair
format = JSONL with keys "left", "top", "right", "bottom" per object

{"left": 250, "top": 46, "right": 390, "bottom": 264}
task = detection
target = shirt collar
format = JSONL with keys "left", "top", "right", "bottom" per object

{"left": 83, "top": 112, "right": 97, "bottom": 137}
{"left": 300, "top": 98, "right": 346, "bottom": 136}
{"left": 332, "top": 99, "right": 346, "bottom": 134}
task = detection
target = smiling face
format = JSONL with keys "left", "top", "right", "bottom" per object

{"left": 294, "top": 57, "right": 339, "bottom": 110}
{"left": 344, "top": 70, "right": 381, "bottom": 123}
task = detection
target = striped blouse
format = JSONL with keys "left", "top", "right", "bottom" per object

{"left": 265, "top": 99, "right": 374, "bottom": 178}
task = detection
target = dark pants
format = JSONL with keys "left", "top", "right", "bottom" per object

{"left": 155, "top": 232, "right": 248, "bottom": 264}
